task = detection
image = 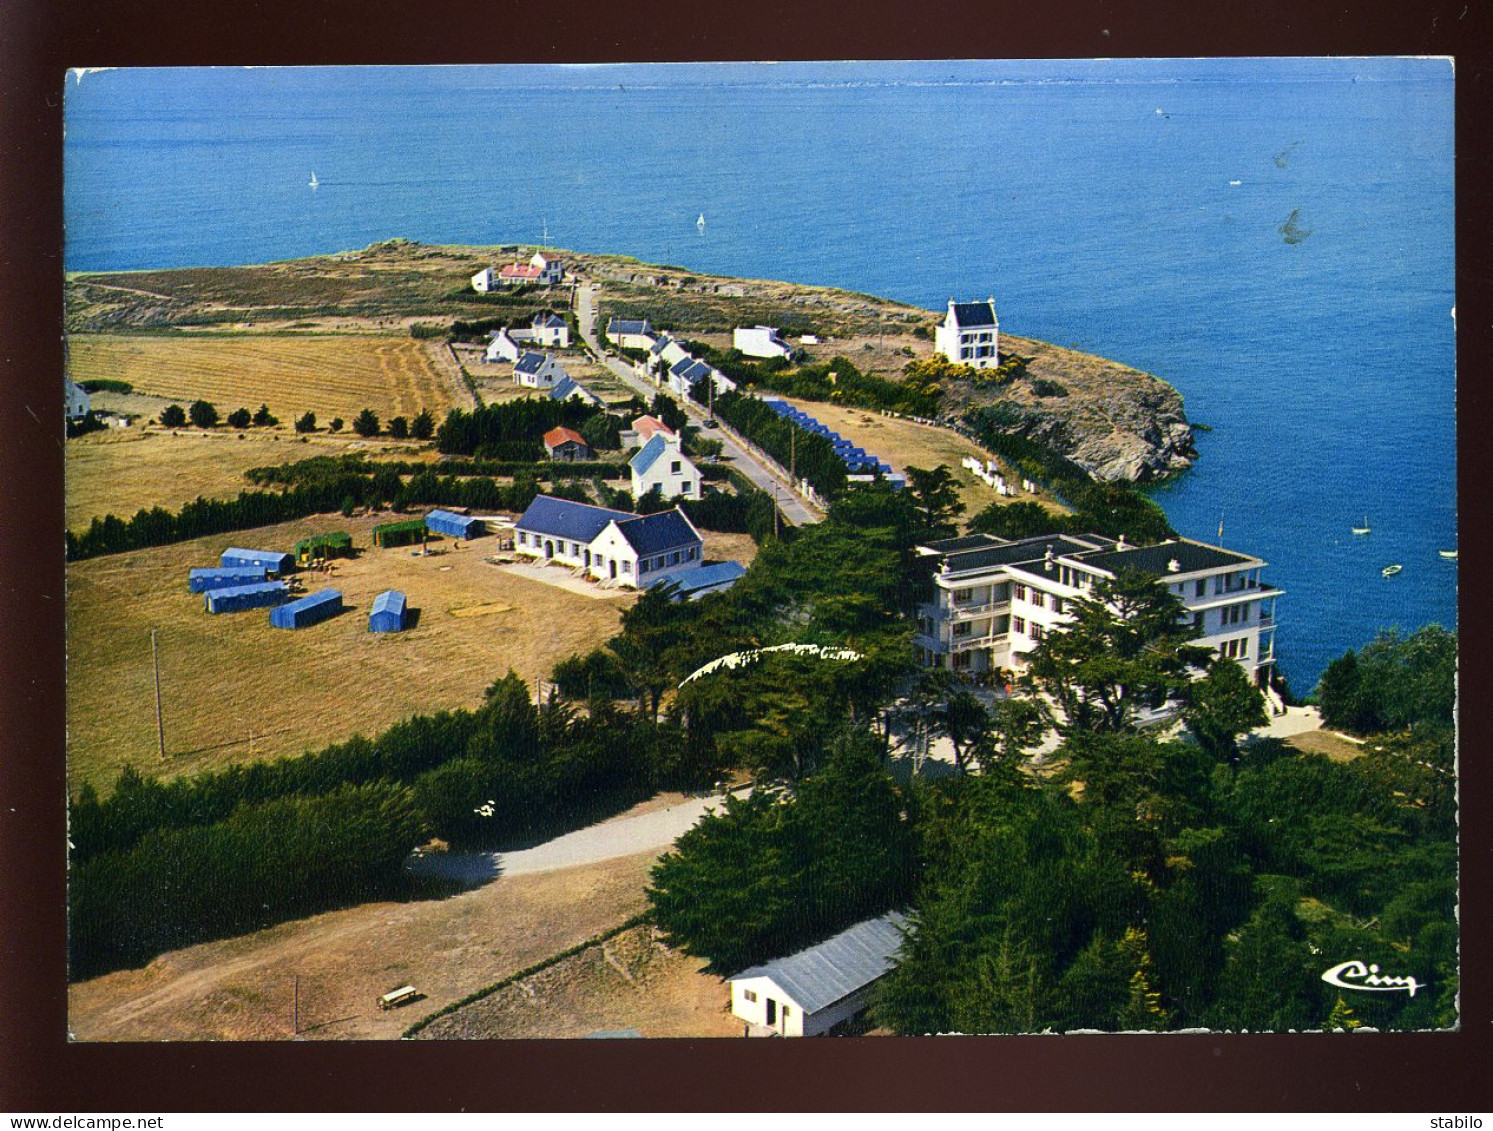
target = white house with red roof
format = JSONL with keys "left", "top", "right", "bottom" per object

{"left": 498, "top": 252, "right": 565, "bottom": 287}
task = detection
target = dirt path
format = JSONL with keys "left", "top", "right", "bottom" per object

{"left": 407, "top": 791, "right": 735, "bottom": 885}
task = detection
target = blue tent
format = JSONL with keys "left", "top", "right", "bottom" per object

{"left": 425, "top": 510, "right": 484, "bottom": 539}
{"left": 270, "top": 588, "right": 343, "bottom": 629}
{"left": 369, "top": 589, "right": 407, "bottom": 633}
{"left": 188, "top": 566, "right": 267, "bottom": 593}
{"left": 204, "top": 581, "right": 289, "bottom": 614}
{"left": 220, "top": 547, "right": 294, "bottom": 574}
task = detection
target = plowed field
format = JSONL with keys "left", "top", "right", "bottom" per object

{"left": 66, "top": 334, "right": 459, "bottom": 422}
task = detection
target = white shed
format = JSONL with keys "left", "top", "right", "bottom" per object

{"left": 728, "top": 911, "right": 908, "bottom": 1037}
{"left": 65, "top": 378, "right": 91, "bottom": 421}
{"left": 734, "top": 325, "right": 793, "bottom": 360}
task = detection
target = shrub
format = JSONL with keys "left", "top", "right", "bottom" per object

{"left": 352, "top": 408, "right": 380, "bottom": 437}
{"left": 389, "top": 416, "right": 409, "bottom": 440}
{"left": 79, "top": 378, "right": 133, "bottom": 395}
{"left": 159, "top": 404, "right": 187, "bottom": 428}
{"left": 1030, "top": 378, "right": 1069, "bottom": 398}
{"left": 329, "top": 417, "right": 344, "bottom": 433}
{"left": 188, "top": 401, "right": 219, "bottom": 428}
{"left": 295, "top": 411, "right": 317, "bottom": 434}
{"left": 226, "top": 408, "right": 253, "bottom": 429}
{"left": 252, "top": 404, "right": 278, "bottom": 427}
{"left": 411, "top": 409, "right": 435, "bottom": 440}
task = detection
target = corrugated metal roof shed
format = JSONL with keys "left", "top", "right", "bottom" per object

{"left": 648, "top": 560, "right": 746, "bottom": 600}
{"left": 204, "top": 581, "right": 290, "bottom": 614}
{"left": 730, "top": 912, "right": 908, "bottom": 1015}
{"left": 188, "top": 566, "right": 268, "bottom": 593}
{"left": 269, "top": 588, "right": 343, "bottom": 629}
{"left": 369, "top": 589, "right": 408, "bottom": 633}
{"left": 426, "top": 510, "right": 484, "bottom": 539}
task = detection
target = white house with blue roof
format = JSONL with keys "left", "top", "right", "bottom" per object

{"left": 514, "top": 351, "right": 567, "bottom": 389}
{"left": 935, "top": 297, "right": 1000, "bottom": 369}
{"left": 629, "top": 433, "right": 700, "bottom": 501}
{"left": 729, "top": 911, "right": 908, "bottom": 1037}
{"left": 513, "top": 495, "right": 705, "bottom": 588}
{"left": 531, "top": 312, "right": 570, "bottom": 348}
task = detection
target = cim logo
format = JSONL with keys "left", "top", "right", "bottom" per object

{"left": 1321, "top": 959, "right": 1424, "bottom": 997}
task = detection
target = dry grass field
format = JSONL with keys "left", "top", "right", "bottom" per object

{"left": 66, "top": 334, "right": 462, "bottom": 423}
{"left": 68, "top": 849, "right": 662, "bottom": 1041}
{"left": 65, "top": 511, "right": 637, "bottom": 795}
{"left": 414, "top": 923, "right": 739, "bottom": 1040}
{"left": 777, "top": 396, "right": 1062, "bottom": 517}
{"left": 64, "top": 426, "right": 432, "bottom": 534}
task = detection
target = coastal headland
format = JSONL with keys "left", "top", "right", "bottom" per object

{"left": 66, "top": 238, "right": 1196, "bottom": 484}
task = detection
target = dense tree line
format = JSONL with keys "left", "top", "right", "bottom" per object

{"left": 648, "top": 730, "right": 916, "bottom": 972}
{"left": 1315, "top": 626, "right": 1456, "bottom": 734}
{"left": 436, "top": 400, "right": 601, "bottom": 457}
{"left": 709, "top": 391, "right": 848, "bottom": 497}
{"left": 69, "top": 675, "right": 695, "bottom": 978}
{"left": 683, "top": 344, "right": 945, "bottom": 418}
{"left": 70, "top": 781, "right": 426, "bottom": 978}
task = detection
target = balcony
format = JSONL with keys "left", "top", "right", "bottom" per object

{"left": 947, "top": 598, "right": 1011, "bottom": 620}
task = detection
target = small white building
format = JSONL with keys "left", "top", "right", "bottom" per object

{"left": 607, "top": 317, "right": 656, "bottom": 352}
{"left": 734, "top": 325, "right": 793, "bottom": 360}
{"left": 513, "top": 495, "right": 705, "bottom": 589}
{"left": 471, "top": 267, "right": 498, "bottom": 293}
{"left": 934, "top": 297, "right": 1000, "bottom": 369}
{"left": 65, "top": 378, "right": 91, "bottom": 421}
{"left": 729, "top": 912, "right": 908, "bottom": 1037}
{"left": 513, "top": 351, "right": 567, "bottom": 390}
{"left": 630, "top": 433, "right": 700, "bottom": 501}
{"left": 485, "top": 328, "right": 521, "bottom": 364}
{"left": 531, "top": 312, "right": 570, "bottom": 349}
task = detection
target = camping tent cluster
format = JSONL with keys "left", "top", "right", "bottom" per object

{"left": 194, "top": 546, "right": 295, "bottom": 614}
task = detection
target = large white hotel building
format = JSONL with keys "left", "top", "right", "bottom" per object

{"left": 913, "top": 532, "right": 1282, "bottom": 686}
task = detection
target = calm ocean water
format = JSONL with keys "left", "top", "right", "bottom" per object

{"left": 63, "top": 60, "right": 1456, "bottom": 688}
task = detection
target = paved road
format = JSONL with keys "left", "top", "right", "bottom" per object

{"left": 405, "top": 791, "right": 738, "bottom": 885}
{"left": 574, "top": 280, "right": 824, "bottom": 527}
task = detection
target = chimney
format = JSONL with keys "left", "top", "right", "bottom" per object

{"left": 1044, "top": 545, "right": 1055, "bottom": 571}
{"left": 1167, "top": 558, "right": 1181, "bottom": 573}
{"left": 1117, "top": 534, "right": 1128, "bottom": 550}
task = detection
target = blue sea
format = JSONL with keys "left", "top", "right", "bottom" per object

{"left": 63, "top": 60, "right": 1456, "bottom": 689}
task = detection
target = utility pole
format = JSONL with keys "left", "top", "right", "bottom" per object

{"left": 151, "top": 629, "right": 165, "bottom": 761}
{"left": 293, "top": 974, "right": 299, "bottom": 1036}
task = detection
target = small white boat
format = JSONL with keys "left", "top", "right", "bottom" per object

{"left": 308, "top": 172, "right": 318, "bottom": 189}
{"left": 1228, "top": 179, "right": 1242, "bottom": 186}
{"left": 1352, "top": 515, "right": 1370, "bottom": 535}
{"left": 1439, "top": 549, "right": 1458, "bottom": 560}
{"left": 697, "top": 213, "right": 706, "bottom": 229}
{"left": 1382, "top": 564, "right": 1403, "bottom": 577}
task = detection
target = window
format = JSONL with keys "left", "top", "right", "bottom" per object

{"left": 682, "top": 481, "right": 693, "bottom": 493}
{"left": 518, "top": 532, "right": 527, "bottom": 546}
{"left": 622, "top": 561, "right": 632, "bottom": 575}
{"left": 961, "top": 347, "right": 973, "bottom": 360}
{"left": 743, "top": 990, "right": 758, "bottom": 1003}
{"left": 1013, "top": 616, "right": 1026, "bottom": 634}
{"left": 1053, "top": 597, "right": 1066, "bottom": 615}
{"left": 671, "top": 551, "right": 682, "bottom": 565}
{"left": 953, "top": 622, "right": 973, "bottom": 638}
{"left": 1013, "top": 583, "right": 1027, "bottom": 601}
{"left": 954, "top": 588, "right": 973, "bottom": 604}
{"left": 1194, "top": 611, "right": 1207, "bottom": 632}
{"left": 1195, "top": 579, "right": 1207, "bottom": 598}
{"left": 1030, "top": 624, "right": 1046, "bottom": 642}
{"left": 688, "top": 547, "right": 698, "bottom": 559}
{"left": 671, "top": 461, "right": 681, "bottom": 473}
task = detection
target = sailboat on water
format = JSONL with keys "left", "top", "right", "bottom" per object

{"left": 308, "top": 172, "right": 319, "bottom": 190}
{"left": 697, "top": 213, "right": 706, "bottom": 229}
{"left": 1351, "top": 515, "right": 1370, "bottom": 535}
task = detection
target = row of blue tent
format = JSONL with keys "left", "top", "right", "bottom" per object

{"left": 759, "top": 399, "right": 899, "bottom": 479}
{"left": 186, "top": 547, "right": 408, "bottom": 631}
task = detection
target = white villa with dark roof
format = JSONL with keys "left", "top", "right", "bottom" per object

{"left": 607, "top": 317, "right": 656, "bottom": 351}
{"left": 513, "top": 351, "right": 567, "bottom": 390}
{"left": 630, "top": 433, "right": 700, "bottom": 501}
{"left": 935, "top": 297, "right": 1000, "bottom": 369}
{"left": 485, "top": 328, "right": 522, "bottom": 364}
{"left": 531, "top": 312, "right": 570, "bottom": 348}
{"left": 513, "top": 495, "right": 705, "bottom": 588}
{"left": 914, "top": 532, "right": 1282, "bottom": 686}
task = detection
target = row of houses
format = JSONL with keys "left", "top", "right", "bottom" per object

{"left": 606, "top": 317, "right": 740, "bottom": 402}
